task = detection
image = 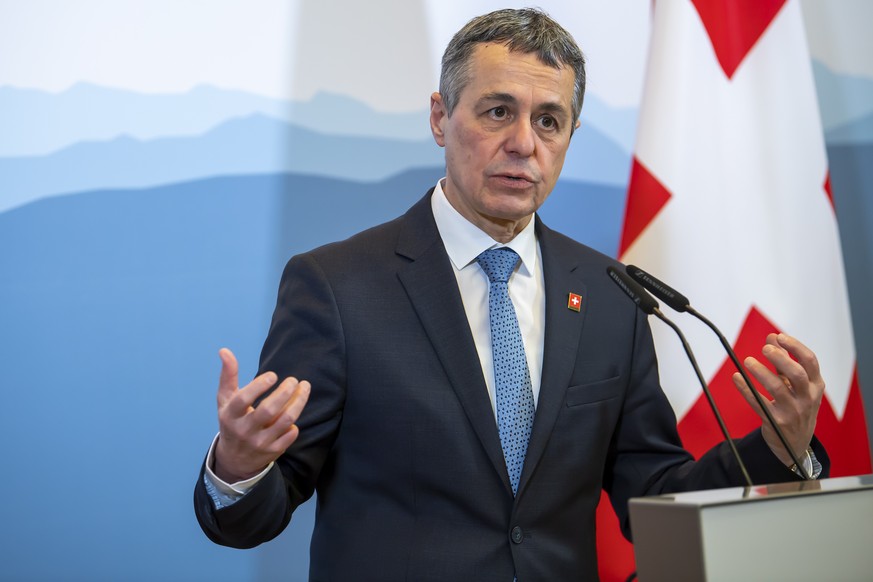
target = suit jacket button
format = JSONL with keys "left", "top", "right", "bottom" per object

{"left": 510, "top": 526, "right": 524, "bottom": 544}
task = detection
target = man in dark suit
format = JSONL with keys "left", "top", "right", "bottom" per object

{"left": 194, "top": 8, "right": 828, "bottom": 580}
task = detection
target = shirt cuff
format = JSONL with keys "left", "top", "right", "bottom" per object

{"left": 203, "top": 433, "right": 274, "bottom": 508}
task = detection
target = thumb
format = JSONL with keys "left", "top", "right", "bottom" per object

{"left": 217, "top": 348, "right": 239, "bottom": 406}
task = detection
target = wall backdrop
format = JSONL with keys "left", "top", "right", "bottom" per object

{"left": 1, "top": 1, "right": 871, "bottom": 580}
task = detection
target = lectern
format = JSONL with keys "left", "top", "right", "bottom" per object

{"left": 629, "top": 474, "right": 873, "bottom": 581}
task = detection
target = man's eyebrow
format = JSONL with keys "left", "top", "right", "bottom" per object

{"left": 538, "top": 101, "right": 571, "bottom": 121}
{"left": 477, "top": 92, "right": 517, "bottom": 106}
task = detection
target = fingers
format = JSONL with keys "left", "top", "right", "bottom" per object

{"left": 257, "top": 380, "right": 311, "bottom": 453}
{"left": 217, "top": 347, "right": 311, "bottom": 429}
{"left": 251, "top": 378, "right": 311, "bottom": 432}
{"left": 238, "top": 371, "right": 281, "bottom": 410}
{"left": 728, "top": 335, "right": 806, "bottom": 424}
{"left": 731, "top": 333, "right": 824, "bottom": 466}
{"left": 750, "top": 348, "right": 797, "bottom": 402}
{"left": 213, "top": 352, "right": 312, "bottom": 480}
{"left": 731, "top": 370, "right": 768, "bottom": 422}
{"left": 225, "top": 379, "right": 309, "bottom": 465}
{"left": 773, "top": 334, "right": 825, "bottom": 399}
{"left": 759, "top": 333, "right": 825, "bottom": 402}
{"left": 217, "top": 348, "right": 240, "bottom": 407}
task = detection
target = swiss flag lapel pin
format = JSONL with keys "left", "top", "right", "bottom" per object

{"left": 567, "top": 292, "right": 583, "bottom": 312}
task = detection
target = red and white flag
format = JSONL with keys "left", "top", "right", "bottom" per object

{"left": 600, "top": 1, "right": 871, "bottom": 580}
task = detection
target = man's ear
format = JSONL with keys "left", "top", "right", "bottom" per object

{"left": 430, "top": 92, "right": 447, "bottom": 147}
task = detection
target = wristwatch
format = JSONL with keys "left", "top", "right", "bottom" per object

{"left": 789, "top": 447, "right": 822, "bottom": 480}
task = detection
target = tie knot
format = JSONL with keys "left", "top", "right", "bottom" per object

{"left": 477, "top": 247, "right": 520, "bottom": 284}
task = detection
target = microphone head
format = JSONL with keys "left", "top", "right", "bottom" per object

{"left": 626, "top": 264, "right": 690, "bottom": 312}
{"left": 607, "top": 266, "right": 659, "bottom": 315}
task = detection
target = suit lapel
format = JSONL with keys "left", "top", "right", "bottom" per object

{"left": 393, "top": 198, "right": 594, "bottom": 498}
{"left": 395, "top": 193, "right": 512, "bottom": 493}
{"left": 517, "top": 218, "right": 589, "bottom": 497}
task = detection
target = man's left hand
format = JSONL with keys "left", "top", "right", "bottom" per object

{"left": 731, "top": 333, "right": 825, "bottom": 467}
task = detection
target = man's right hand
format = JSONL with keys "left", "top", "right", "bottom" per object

{"left": 213, "top": 348, "right": 311, "bottom": 483}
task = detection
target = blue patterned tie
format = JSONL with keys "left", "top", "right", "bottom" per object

{"left": 477, "top": 248, "right": 535, "bottom": 496}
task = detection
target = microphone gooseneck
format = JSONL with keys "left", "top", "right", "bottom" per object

{"left": 626, "top": 264, "right": 810, "bottom": 479}
{"left": 607, "top": 266, "right": 753, "bottom": 487}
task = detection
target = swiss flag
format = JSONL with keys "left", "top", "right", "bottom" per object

{"left": 598, "top": 1, "right": 872, "bottom": 580}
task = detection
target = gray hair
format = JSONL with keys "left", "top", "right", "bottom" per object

{"left": 439, "top": 8, "right": 586, "bottom": 129}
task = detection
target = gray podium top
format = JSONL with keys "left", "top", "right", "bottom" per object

{"left": 629, "top": 474, "right": 873, "bottom": 582}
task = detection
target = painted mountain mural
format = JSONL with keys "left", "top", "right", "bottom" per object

{"left": 1, "top": 53, "right": 871, "bottom": 580}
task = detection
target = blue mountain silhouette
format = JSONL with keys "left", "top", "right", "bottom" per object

{"left": 827, "top": 142, "right": 873, "bottom": 373}
{"left": 580, "top": 97, "right": 638, "bottom": 152}
{"left": 561, "top": 118, "right": 632, "bottom": 185}
{"left": 0, "top": 111, "right": 632, "bottom": 214}
{"left": 826, "top": 111, "right": 873, "bottom": 144}
{"left": 0, "top": 82, "right": 637, "bottom": 161}
{"left": 813, "top": 60, "right": 873, "bottom": 133}
{"left": 0, "top": 114, "right": 444, "bottom": 213}
{"left": 0, "top": 83, "right": 430, "bottom": 157}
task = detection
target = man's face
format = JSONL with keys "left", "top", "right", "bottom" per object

{"left": 430, "top": 42, "right": 578, "bottom": 241}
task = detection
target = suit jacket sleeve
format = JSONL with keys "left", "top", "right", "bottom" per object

{"left": 194, "top": 251, "right": 347, "bottom": 548}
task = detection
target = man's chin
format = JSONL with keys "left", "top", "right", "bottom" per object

{"left": 482, "top": 195, "right": 544, "bottom": 221}
{"left": 481, "top": 206, "right": 538, "bottom": 231}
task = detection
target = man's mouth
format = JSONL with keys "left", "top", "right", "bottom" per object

{"left": 495, "top": 172, "right": 535, "bottom": 183}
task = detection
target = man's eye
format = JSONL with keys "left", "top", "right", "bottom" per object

{"left": 537, "top": 116, "right": 558, "bottom": 130}
{"left": 490, "top": 106, "right": 508, "bottom": 119}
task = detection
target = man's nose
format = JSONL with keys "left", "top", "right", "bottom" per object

{"left": 504, "top": 118, "right": 536, "bottom": 157}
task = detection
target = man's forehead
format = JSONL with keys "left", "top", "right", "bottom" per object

{"left": 469, "top": 42, "right": 566, "bottom": 70}
{"left": 465, "top": 44, "right": 574, "bottom": 104}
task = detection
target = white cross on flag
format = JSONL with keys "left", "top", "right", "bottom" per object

{"left": 599, "top": 1, "right": 872, "bottom": 580}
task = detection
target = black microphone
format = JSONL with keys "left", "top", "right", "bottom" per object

{"left": 606, "top": 265, "right": 658, "bottom": 314}
{"left": 626, "top": 264, "right": 810, "bottom": 479}
{"left": 606, "top": 266, "right": 753, "bottom": 487}
{"left": 625, "top": 264, "right": 689, "bottom": 312}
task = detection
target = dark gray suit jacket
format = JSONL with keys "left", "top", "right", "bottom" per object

{"left": 194, "top": 191, "right": 827, "bottom": 581}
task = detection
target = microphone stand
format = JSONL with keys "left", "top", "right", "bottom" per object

{"left": 652, "top": 307, "right": 753, "bottom": 487}
{"left": 626, "top": 264, "right": 811, "bottom": 480}
{"left": 607, "top": 267, "right": 754, "bottom": 487}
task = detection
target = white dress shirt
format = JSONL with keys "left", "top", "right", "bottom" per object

{"left": 430, "top": 179, "right": 545, "bottom": 414}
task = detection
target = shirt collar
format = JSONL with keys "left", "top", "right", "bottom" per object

{"left": 431, "top": 179, "right": 538, "bottom": 276}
